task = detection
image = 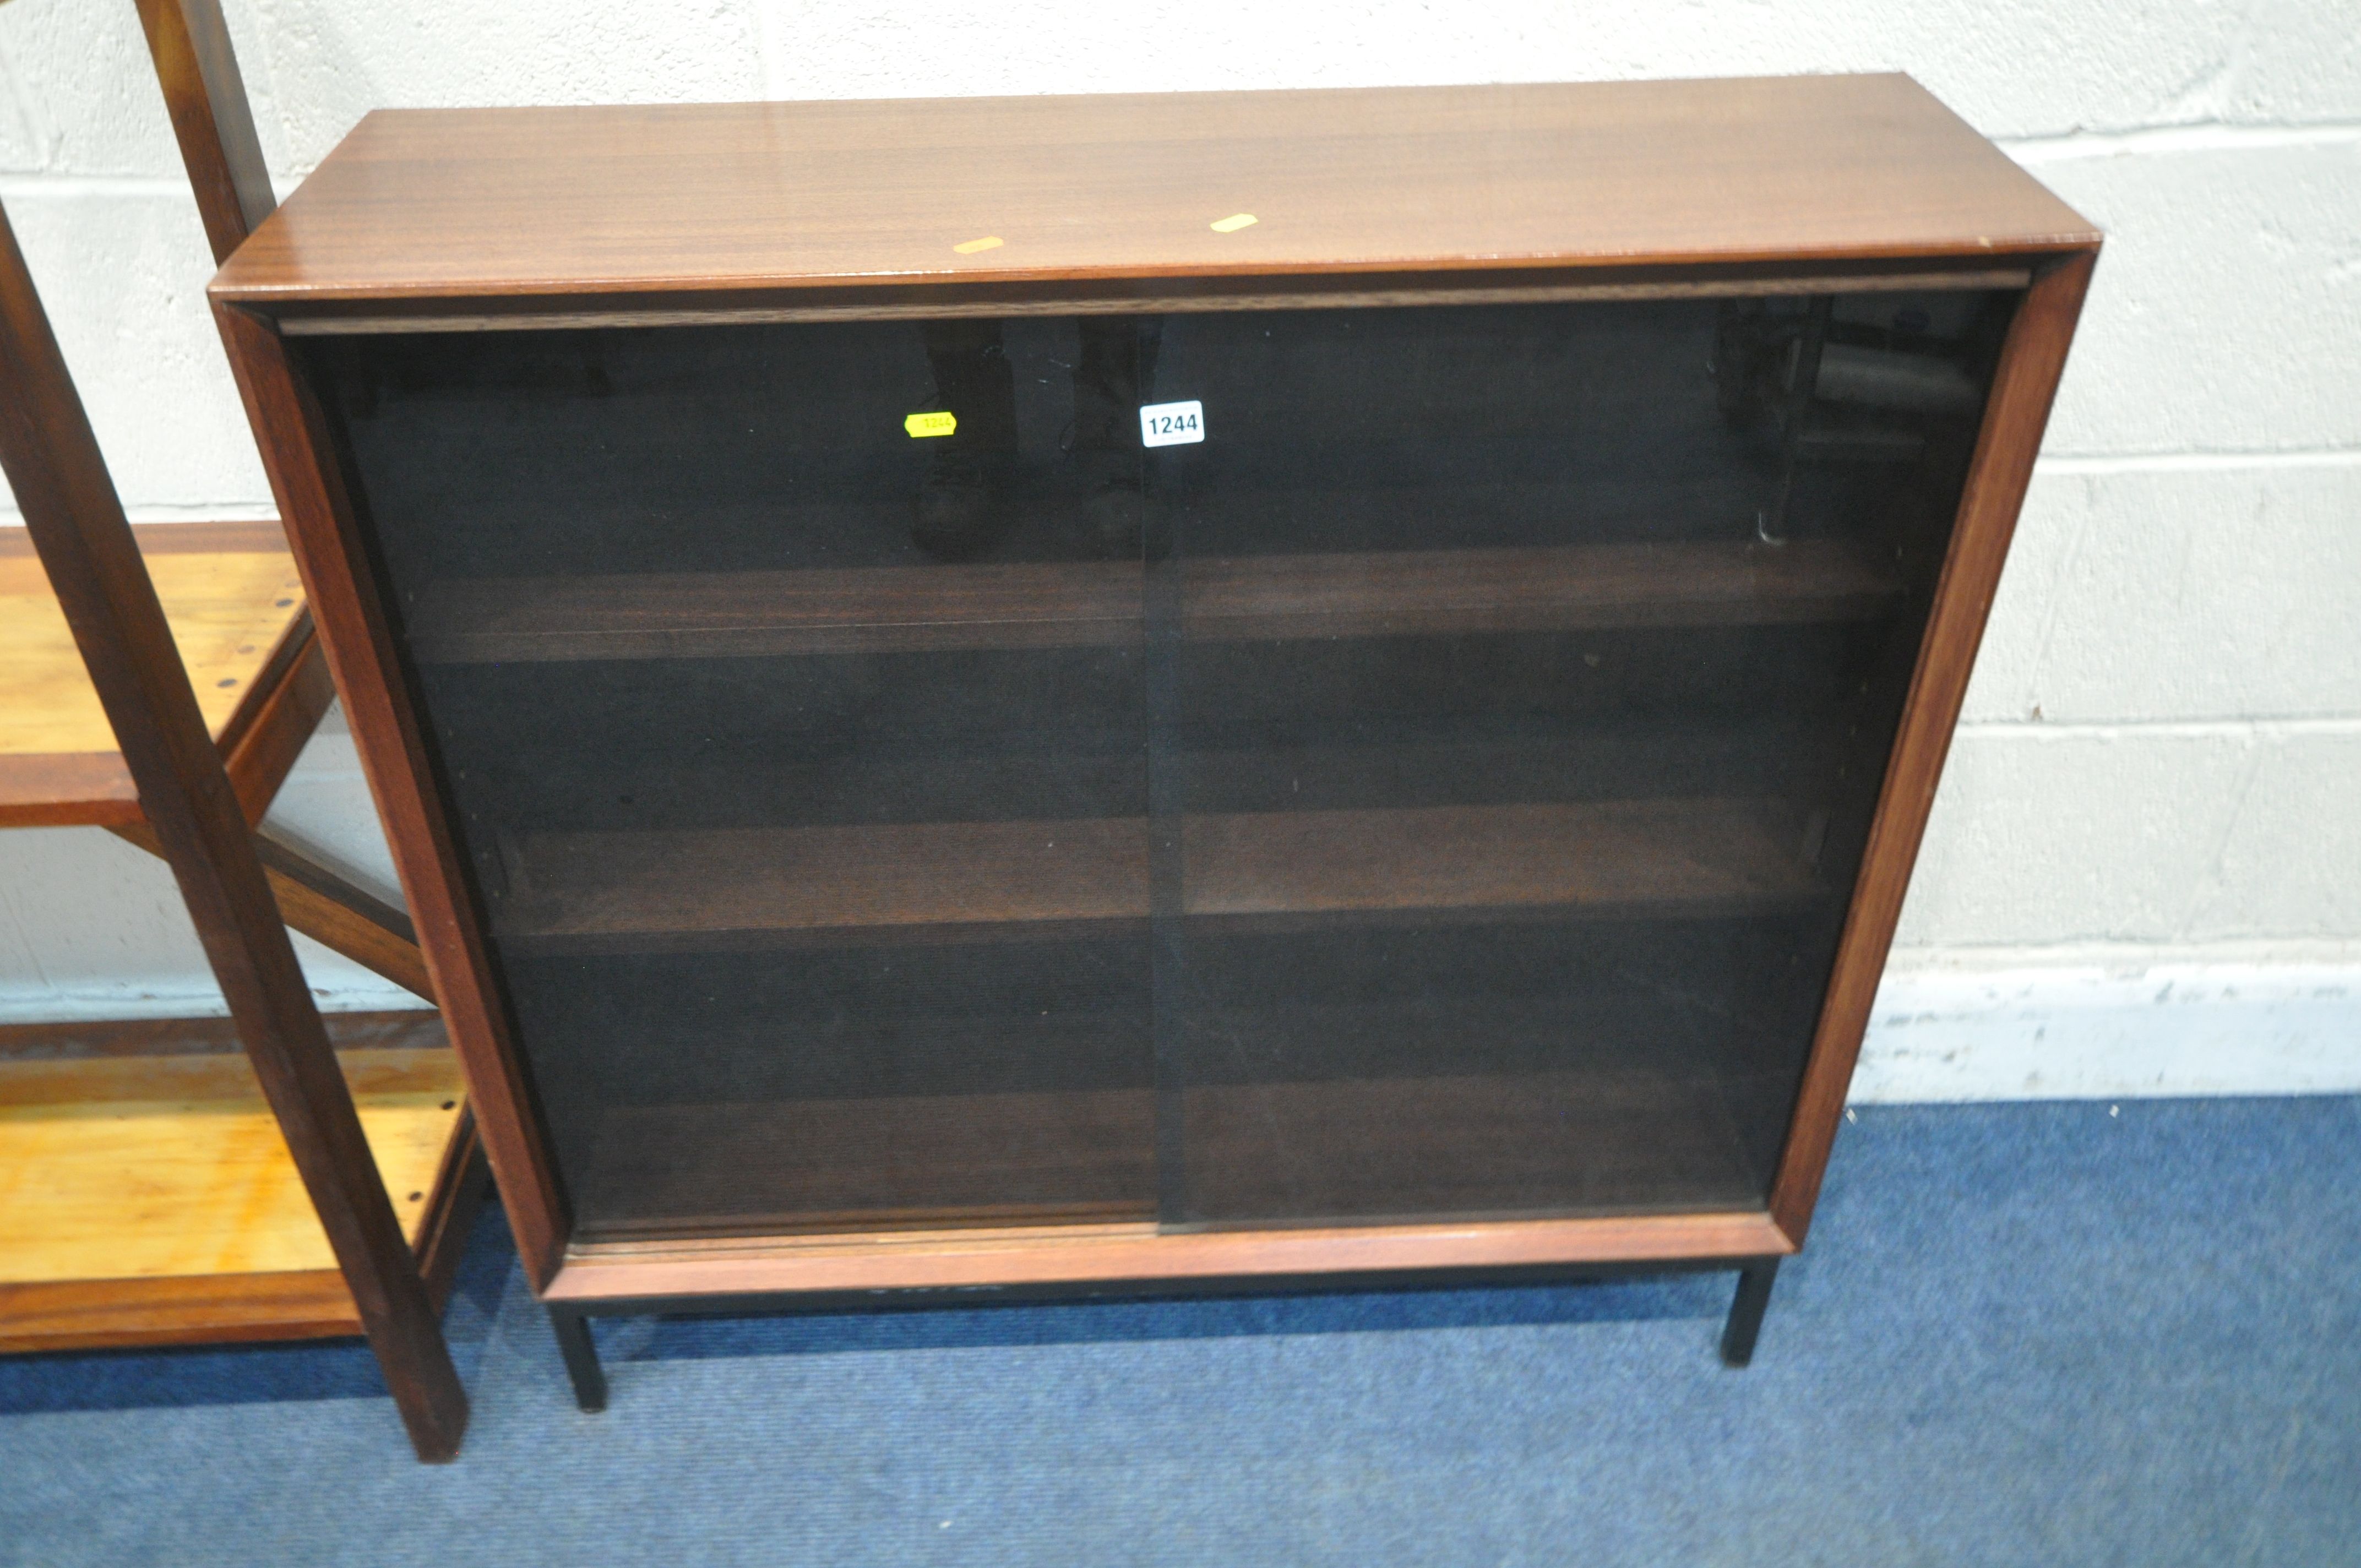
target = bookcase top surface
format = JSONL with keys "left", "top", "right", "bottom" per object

{"left": 212, "top": 74, "right": 2097, "bottom": 311}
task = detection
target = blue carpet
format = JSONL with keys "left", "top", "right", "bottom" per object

{"left": 3, "top": 1097, "right": 2357, "bottom": 1566}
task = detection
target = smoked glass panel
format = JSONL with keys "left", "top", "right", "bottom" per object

{"left": 310, "top": 287, "right": 2011, "bottom": 1240}
{"left": 1144, "top": 292, "right": 2010, "bottom": 1226}
{"left": 314, "top": 319, "right": 1159, "bottom": 1240}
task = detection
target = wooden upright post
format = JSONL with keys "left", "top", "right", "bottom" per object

{"left": 134, "top": 0, "right": 276, "bottom": 263}
{"left": 0, "top": 204, "right": 468, "bottom": 1461}
{"left": 127, "top": 0, "right": 442, "bottom": 1001}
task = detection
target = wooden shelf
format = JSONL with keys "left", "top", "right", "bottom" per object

{"left": 1183, "top": 799, "right": 1817, "bottom": 924}
{"left": 0, "top": 1012, "right": 485, "bottom": 1354}
{"left": 0, "top": 521, "right": 429, "bottom": 994}
{"left": 1182, "top": 1068, "right": 1761, "bottom": 1222}
{"left": 564, "top": 1066, "right": 1757, "bottom": 1242}
{"left": 0, "top": 521, "right": 324, "bottom": 827}
{"left": 1182, "top": 541, "right": 1898, "bottom": 644}
{"left": 575, "top": 1088, "right": 1156, "bottom": 1242}
{"left": 493, "top": 797, "right": 1821, "bottom": 954}
{"left": 409, "top": 539, "right": 1901, "bottom": 664}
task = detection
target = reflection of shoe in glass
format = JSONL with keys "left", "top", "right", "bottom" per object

{"left": 1074, "top": 447, "right": 1144, "bottom": 557}
{"left": 911, "top": 449, "right": 1016, "bottom": 561}
{"left": 913, "top": 319, "right": 1021, "bottom": 560}
{"left": 1068, "top": 317, "right": 1156, "bottom": 558}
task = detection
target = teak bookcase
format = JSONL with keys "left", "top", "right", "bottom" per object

{"left": 210, "top": 75, "right": 2098, "bottom": 1408}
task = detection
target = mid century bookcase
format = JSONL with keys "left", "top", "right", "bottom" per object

{"left": 210, "top": 75, "right": 2098, "bottom": 1408}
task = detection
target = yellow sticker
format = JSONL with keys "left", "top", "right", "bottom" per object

{"left": 905, "top": 411, "right": 958, "bottom": 438}
{"left": 1210, "top": 213, "right": 1258, "bottom": 233}
{"left": 952, "top": 236, "right": 1004, "bottom": 254}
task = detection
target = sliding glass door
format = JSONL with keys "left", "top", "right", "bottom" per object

{"left": 315, "top": 286, "right": 2007, "bottom": 1240}
{"left": 1144, "top": 295, "right": 2000, "bottom": 1226}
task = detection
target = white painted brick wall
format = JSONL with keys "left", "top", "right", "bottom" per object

{"left": 1966, "top": 466, "right": 2361, "bottom": 725}
{"left": 1, "top": 0, "right": 2355, "bottom": 1096}
{"left": 2030, "top": 144, "right": 2361, "bottom": 456}
{"left": 1, "top": 189, "right": 266, "bottom": 515}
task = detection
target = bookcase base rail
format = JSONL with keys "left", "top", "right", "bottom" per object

{"left": 539, "top": 1246, "right": 1792, "bottom": 1414}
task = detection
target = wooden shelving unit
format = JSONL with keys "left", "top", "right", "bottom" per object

{"left": 0, "top": 527, "right": 489, "bottom": 1342}
{"left": 0, "top": 0, "right": 478, "bottom": 1461}
{"left": 0, "top": 222, "right": 476, "bottom": 1447}
{"left": 210, "top": 74, "right": 2099, "bottom": 1412}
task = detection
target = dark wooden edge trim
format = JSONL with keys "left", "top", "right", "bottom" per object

{"left": 214, "top": 299, "right": 573, "bottom": 1289}
{"left": 562, "top": 1255, "right": 1796, "bottom": 1326}
{"left": 245, "top": 253, "right": 2060, "bottom": 334}
{"left": 415, "top": 1107, "right": 492, "bottom": 1311}
{"left": 247, "top": 827, "right": 432, "bottom": 998}
{"left": 0, "top": 754, "right": 140, "bottom": 826}
{"left": 217, "top": 613, "right": 329, "bottom": 821}
{"left": 0, "top": 1271, "right": 362, "bottom": 1354}
{"left": 109, "top": 810, "right": 434, "bottom": 998}
{"left": 0, "top": 518, "right": 287, "bottom": 559}
{"left": 546, "top": 1211, "right": 1795, "bottom": 1303}
{"left": 1767, "top": 249, "right": 2099, "bottom": 1242}
{"left": 0, "top": 1006, "right": 444, "bottom": 1060}
{"left": 129, "top": 518, "right": 289, "bottom": 554}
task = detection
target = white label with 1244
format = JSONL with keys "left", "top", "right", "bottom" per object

{"left": 1138, "top": 400, "right": 1205, "bottom": 448}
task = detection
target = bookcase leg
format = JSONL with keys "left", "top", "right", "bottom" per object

{"left": 1719, "top": 1259, "right": 1781, "bottom": 1368}
{"left": 550, "top": 1306, "right": 608, "bottom": 1413}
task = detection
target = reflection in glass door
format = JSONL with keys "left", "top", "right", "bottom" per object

{"left": 1141, "top": 295, "right": 2002, "bottom": 1227}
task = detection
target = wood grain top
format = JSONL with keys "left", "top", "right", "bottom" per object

{"left": 212, "top": 75, "right": 2096, "bottom": 313}
{"left": 0, "top": 520, "right": 307, "bottom": 825}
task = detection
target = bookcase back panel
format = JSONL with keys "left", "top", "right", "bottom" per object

{"left": 312, "top": 286, "right": 2010, "bottom": 1239}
